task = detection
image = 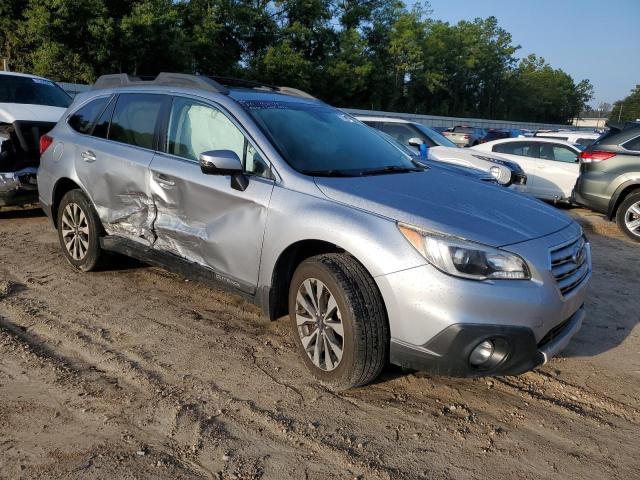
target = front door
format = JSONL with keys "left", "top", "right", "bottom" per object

{"left": 535, "top": 143, "right": 580, "bottom": 200}
{"left": 75, "top": 93, "right": 167, "bottom": 245}
{"left": 149, "top": 96, "right": 275, "bottom": 292}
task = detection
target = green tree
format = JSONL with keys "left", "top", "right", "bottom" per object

{"left": 8, "top": 0, "right": 114, "bottom": 82}
{"left": 119, "top": 0, "right": 190, "bottom": 75}
{"left": 610, "top": 85, "right": 640, "bottom": 123}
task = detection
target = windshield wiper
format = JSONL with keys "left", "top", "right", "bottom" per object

{"left": 358, "top": 165, "right": 424, "bottom": 176}
{"left": 302, "top": 169, "right": 359, "bottom": 177}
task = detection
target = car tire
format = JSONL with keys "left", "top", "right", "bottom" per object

{"left": 615, "top": 191, "right": 640, "bottom": 242}
{"left": 288, "top": 253, "right": 389, "bottom": 390}
{"left": 57, "top": 189, "right": 105, "bottom": 271}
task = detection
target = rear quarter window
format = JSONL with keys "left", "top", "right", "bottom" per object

{"left": 68, "top": 97, "right": 110, "bottom": 135}
{"left": 623, "top": 136, "right": 640, "bottom": 151}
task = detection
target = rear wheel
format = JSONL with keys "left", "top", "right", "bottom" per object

{"left": 616, "top": 191, "right": 640, "bottom": 242}
{"left": 57, "top": 189, "right": 105, "bottom": 271}
{"left": 288, "top": 254, "right": 389, "bottom": 390}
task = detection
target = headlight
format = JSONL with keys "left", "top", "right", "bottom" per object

{"left": 489, "top": 166, "right": 501, "bottom": 179}
{"left": 398, "top": 223, "right": 530, "bottom": 280}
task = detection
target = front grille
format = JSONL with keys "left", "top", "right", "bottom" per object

{"left": 538, "top": 317, "right": 571, "bottom": 348}
{"left": 550, "top": 235, "right": 589, "bottom": 296}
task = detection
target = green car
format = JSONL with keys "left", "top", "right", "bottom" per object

{"left": 573, "top": 122, "right": 640, "bottom": 241}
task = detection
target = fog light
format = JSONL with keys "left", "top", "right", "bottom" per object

{"left": 469, "top": 340, "right": 494, "bottom": 366}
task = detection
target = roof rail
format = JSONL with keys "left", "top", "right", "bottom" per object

{"left": 92, "top": 72, "right": 229, "bottom": 94}
{"left": 209, "top": 75, "right": 317, "bottom": 100}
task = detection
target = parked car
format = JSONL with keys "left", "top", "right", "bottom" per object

{"left": 481, "top": 129, "right": 510, "bottom": 143}
{"left": 443, "top": 125, "right": 486, "bottom": 147}
{"left": 535, "top": 130, "right": 601, "bottom": 147}
{"left": 0, "top": 71, "right": 71, "bottom": 207}
{"left": 356, "top": 116, "right": 527, "bottom": 187}
{"left": 39, "top": 73, "right": 590, "bottom": 389}
{"left": 573, "top": 123, "right": 640, "bottom": 241}
{"left": 472, "top": 137, "right": 582, "bottom": 202}
{"left": 377, "top": 130, "right": 497, "bottom": 184}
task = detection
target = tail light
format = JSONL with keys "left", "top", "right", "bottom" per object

{"left": 463, "top": 135, "right": 470, "bottom": 139}
{"left": 579, "top": 150, "right": 616, "bottom": 163}
{"left": 40, "top": 134, "right": 53, "bottom": 155}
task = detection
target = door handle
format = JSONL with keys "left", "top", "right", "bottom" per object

{"left": 81, "top": 150, "right": 96, "bottom": 163}
{"left": 154, "top": 174, "right": 175, "bottom": 187}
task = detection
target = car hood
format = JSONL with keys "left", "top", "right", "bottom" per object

{"left": 314, "top": 169, "right": 572, "bottom": 247}
{"left": 0, "top": 103, "right": 66, "bottom": 123}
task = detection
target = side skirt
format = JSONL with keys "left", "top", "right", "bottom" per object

{"left": 100, "top": 236, "right": 268, "bottom": 310}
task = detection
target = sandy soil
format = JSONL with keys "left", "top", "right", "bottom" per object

{"left": 0, "top": 206, "right": 638, "bottom": 480}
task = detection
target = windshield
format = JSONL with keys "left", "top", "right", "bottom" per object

{"left": 0, "top": 75, "right": 72, "bottom": 108}
{"left": 242, "top": 101, "right": 418, "bottom": 175}
{"left": 414, "top": 123, "right": 458, "bottom": 148}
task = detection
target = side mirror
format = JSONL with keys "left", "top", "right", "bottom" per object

{"left": 408, "top": 137, "right": 425, "bottom": 148}
{"left": 199, "top": 150, "right": 243, "bottom": 175}
{"left": 199, "top": 150, "right": 249, "bottom": 191}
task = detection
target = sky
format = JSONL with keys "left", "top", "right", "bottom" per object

{"left": 417, "top": 0, "right": 640, "bottom": 107}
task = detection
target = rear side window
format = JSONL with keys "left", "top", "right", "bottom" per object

{"left": 623, "top": 136, "right": 640, "bottom": 151}
{"left": 539, "top": 144, "right": 578, "bottom": 163}
{"left": 379, "top": 122, "right": 422, "bottom": 145}
{"left": 109, "top": 94, "right": 165, "bottom": 149}
{"left": 492, "top": 142, "right": 538, "bottom": 157}
{"left": 68, "top": 97, "right": 109, "bottom": 135}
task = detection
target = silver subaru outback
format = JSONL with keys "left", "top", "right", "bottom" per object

{"left": 38, "top": 73, "right": 591, "bottom": 389}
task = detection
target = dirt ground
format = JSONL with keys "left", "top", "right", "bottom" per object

{"left": 0, "top": 205, "right": 638, "bottom": 480}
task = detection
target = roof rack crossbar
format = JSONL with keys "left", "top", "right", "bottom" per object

{"left": 92, "top": 72, "right": 229, "bottom": 94}
{"left": 209, "top": 75, "right": 317, "bottom": 100}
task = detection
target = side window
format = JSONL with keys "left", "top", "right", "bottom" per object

{"left": 109, "top": 94, "right": 164, "bottom": 149}
{"left": 493, "top": 142, "right": 537, "bottom": 157}
{"left": 379, "top": 122, "right": 420, "bottom": 145}
{"left": 167, "top": 97, "right": 270, "bottom": 177}
{"left": 92, "top": 96, "right": 116, "bottom": 139}
{"left": 551, "top": 145, "right": 578, "bottom": 163}
{"left": 68, "top": 97, "right": 109, "bottom": 134}
{"left": 623, "top": 136, "right": 640, "bottom": 151}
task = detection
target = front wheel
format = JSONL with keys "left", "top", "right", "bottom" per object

{"left": 615, "top": 191, "right": 640, "bottom": 242}
{"left": 288, "top": 254, "right": 389, "bottom": 390}
{"left": 57, "top": 189, "right": 105, "bottom": 271}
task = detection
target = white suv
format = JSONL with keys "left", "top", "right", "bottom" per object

{"left": 0, "top": 71, "right": 71, "bottom": 207}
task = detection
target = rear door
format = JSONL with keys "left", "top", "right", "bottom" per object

{"left": 148, "top": 95, "right": 275, "bottom": 292}
{"left": 536, "top": 143, "right": 580, "bottom": 200}
{"left": 74, "top": 93, "right": 167, "bottom": 244}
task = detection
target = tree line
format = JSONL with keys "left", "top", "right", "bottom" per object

{"left": 0, "top": 0, "right": 595, "bottom": 123}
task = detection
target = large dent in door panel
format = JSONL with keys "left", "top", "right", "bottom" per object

{"left": 95, "top": 191, "right": 156, "bottom": 244}
{"left": 152, "top": 193, "right": 268, "bottom": 275}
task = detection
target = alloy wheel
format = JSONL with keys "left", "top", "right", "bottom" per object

{"left": 624, "top": 201, "right": 640, "bottom": 237}
{"left": 295, "top": 278, "right": 344, "bottom": 371}
{"left": 61, "top": 203, "right": 90, "bottom": 261}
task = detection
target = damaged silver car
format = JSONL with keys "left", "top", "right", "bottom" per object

{"left": 39, "top": 73, "right": 590, "bottom": 389}
{"left": 0, "top": 71, "right": 71, "bottom": 207}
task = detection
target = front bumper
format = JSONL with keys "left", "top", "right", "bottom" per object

{"left": 0, "top": 168, "right": 39, "bottom": 207}
{"left": 376, "top": 222, "right": 590, "bottom": 376}
{"left": 390, "top": 306, "right": 584, "bottom": 376}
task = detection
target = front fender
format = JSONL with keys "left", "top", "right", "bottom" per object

{"left": 257, "top": 186, "right": 426, "bottom": 288}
